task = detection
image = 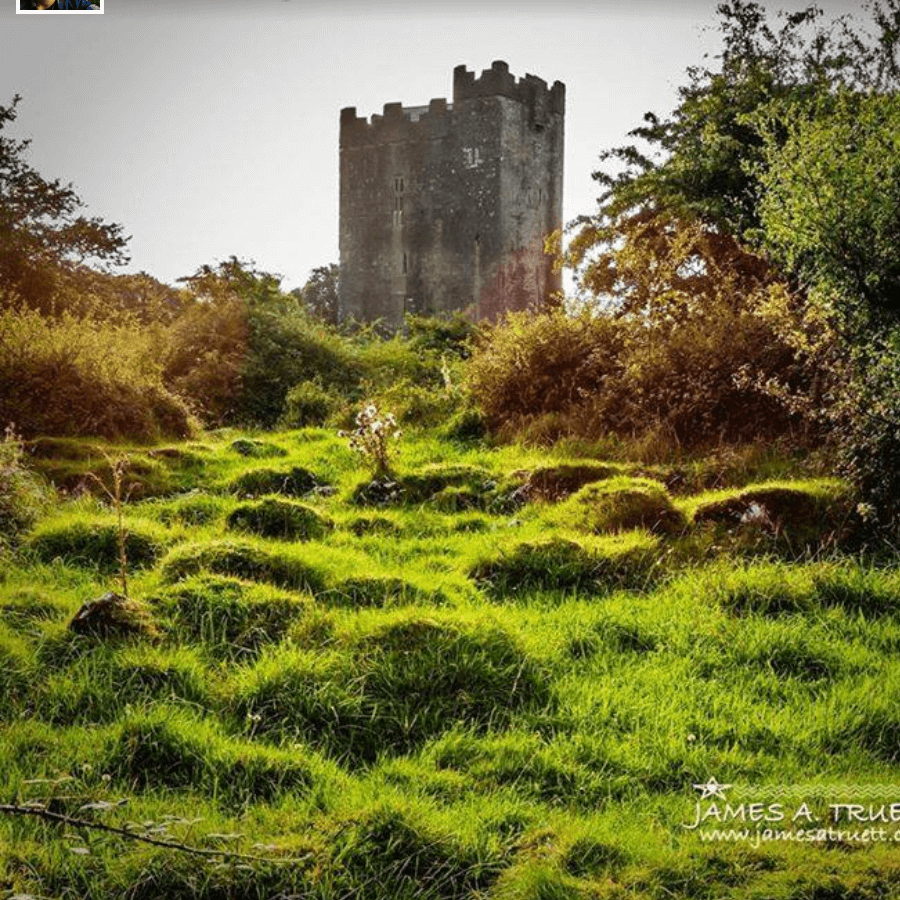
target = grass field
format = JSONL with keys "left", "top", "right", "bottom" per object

{"left": 3, "top": 427, "right": 900, "bottom": 899}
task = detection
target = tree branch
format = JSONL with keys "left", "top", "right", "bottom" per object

{"left": 0, "top": 803, "right": 312, "bottom": 866}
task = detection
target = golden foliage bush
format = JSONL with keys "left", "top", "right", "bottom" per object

{"left": 0, "top": 306, "right": 194, "bottom": 441}
{"left": 467, "top": 218, "right": 810, "bottom": 450}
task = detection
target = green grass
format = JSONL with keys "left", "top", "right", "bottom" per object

{"left": 3, "top": 426, "right": 900, "bottom": 899}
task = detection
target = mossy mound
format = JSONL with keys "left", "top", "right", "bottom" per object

{"left": 226, "top": 497, "right": 333, "bottom": 541}
{"left": 153, "top": 574, "right": 310, "bottom": 659}
{"left": 563, "top": 478, "right": 686, "bottom": 536}
{"left": 692, "top": 486, "right": 839, "bottom": 551}
{"left": 228, "top": 465, "right": 321, "bottom": 498}
{"left": 229, "top": 438, "right": 287, "bottom": 458}
{"left": 351, "top": 464, "right": 494, "bottom": 507}
{"left": 348, "top": 515, "right": 401, "bottom": 537}
{"left": 513, "top": 463, "right": 618, "bottom": 502}
{"left": 154, "top": 491, "right": 225, "bottom": 527}
{"left": 234, "top": 616, "right": 552, "bottom": 763}
{"left": 26, "top": 519, "right": 164, "bottom": 573}
{"left": 160, "top": 539, "right": 327, "bottom": 594}
{"left": 102, "top": 707, "right": 314, "bottom": 803}
{"left": 470, "top": 536, "right": 655, "bottom": 596}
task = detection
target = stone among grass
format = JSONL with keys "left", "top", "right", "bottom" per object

{"left": 228, "top": 465, "right": 321, "bottom": 498}
{"left": 226, "top": 497, "right": 333, "bottom": 541}
{"left": 69, "top": 592, "right": 158, "bottom": 641}
{"left": 160, "top": 539, "right": 327, "bottom": 594}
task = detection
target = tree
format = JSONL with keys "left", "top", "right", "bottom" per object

{"left": 757, "top": 90, "right": 900, "bottom": 325}
{"left": 0, "top": 95, "right": 129, "bottom": 312}
{"left": 566, "top": 0, "right": 900, "bottom": 301}
{"left": 754, "top": 89, "right": 900, "bottom": 526}
{"left": 294, "top": 263, "right": 339, "bottom": 325}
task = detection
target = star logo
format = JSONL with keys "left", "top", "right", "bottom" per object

{"left": 692, "top": 777, "right": 732, "bottom": 800}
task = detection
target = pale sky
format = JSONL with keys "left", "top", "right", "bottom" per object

{"left": 0, "top": 0, "right": 864, "bottom": 292}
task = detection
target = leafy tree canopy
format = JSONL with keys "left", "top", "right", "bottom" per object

{"left": 0, "top": 95, "right": 130, "bottom": 312}
{"left": 565, "top": 0, "right": 900, "bottom": 302}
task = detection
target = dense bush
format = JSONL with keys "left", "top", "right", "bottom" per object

{"left": 0, "top": 307, "right": 194, "bottom": 441}
{"left": 0, "top": 428, "right": 50, "bottom": 547}
{"left": 466, "top": 268, "right": 804, "bottom": 450}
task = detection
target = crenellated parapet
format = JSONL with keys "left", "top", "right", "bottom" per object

{"left": 340, "top": 61, "right": 564, "bottom": 149}
{"left": 340, "top": 96, "right": 452, "bottom": 148}
{"left": 453, "top": 60, "right": 565, "bottom": 119}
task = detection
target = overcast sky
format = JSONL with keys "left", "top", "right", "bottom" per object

{"left": 0, "top": 0, "right": 864, "bottom": 291}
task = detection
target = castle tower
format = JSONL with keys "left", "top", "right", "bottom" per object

{"left": 339, "top": 61, "right": 565, "bottom": 325}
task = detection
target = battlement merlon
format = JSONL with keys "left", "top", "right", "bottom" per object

{"left": 453, "top": 60, "right": 565, "bottom": 117}
{"left": 339, "top": 96, "right": 452, "bottom": 147}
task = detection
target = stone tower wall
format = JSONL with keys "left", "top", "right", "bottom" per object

{"left": 339, "top": 61, "right": 564, "bottom": 326}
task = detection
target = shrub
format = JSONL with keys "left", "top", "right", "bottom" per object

{"left": 226, "top": 497, "right": 333, "bottom": 541}
{"left": 281, "top": 379, "right": 341, "bottom": 427}
{"left": 0, "top": 306, "right": 194, "bottom": 441}
{"left": 0, "top": 426, "right": 50, "bottom": 546}
{"left": 465, "top": 309, "right": 626, "bottom": 431}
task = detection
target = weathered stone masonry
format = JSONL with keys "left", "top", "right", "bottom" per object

{"left": 339, "top": 61, "right": 565, "bottom": 325}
